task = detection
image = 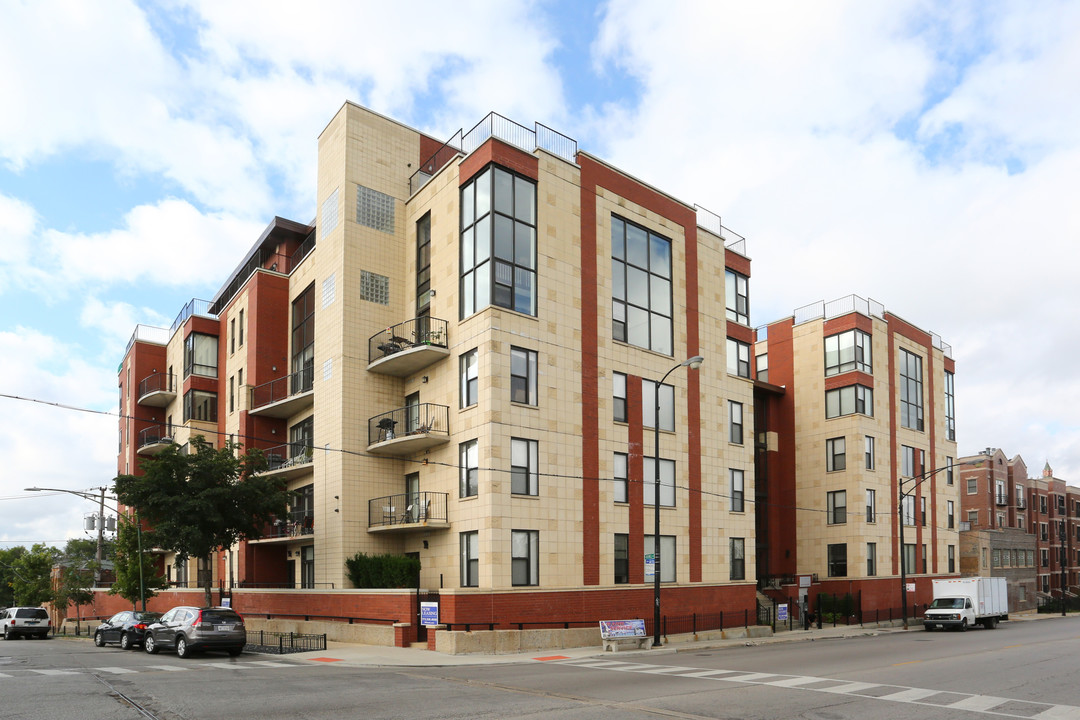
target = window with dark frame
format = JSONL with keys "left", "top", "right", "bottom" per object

{"left": 511, "top": 529, "right": 539, "bottom": 586}
{"left": 727, "top": 338, "right": 751, "bottom": 378}
{"left": 827, "top": 490, "right": 847, "bottom": 524}
{"left": 867, "top": 543, "right": 877, "bottom": 576}
{"left": 459, "top": 440, "right": 478, "bottom": 498}
{"left": 826, "top": 436, "right": 846, "bottom": 471}
{"left": 510, "top": 346, "right": 537, "bottom": 405}
{"left": 613, "top": 372, "right": 627, "bottom": 423}
{"left": 417, "top": 213, "right": 432, "bottom": 314}
{"left": 614, "top": 533, "right": 629, "bottom": 584}
{"left": 460, "top": 165, "right": 537, "bottom": 318}
{"left": 825, "top": 384, "right": 873, "bottom": 418}
{"left": 729, "top": 401, "right": 743, "bottom": 444}
{"left": 291, "top": 284, "right": 315, "bottom": 394}
{"left": 730, "top": 537, "right": 745, "bottom": 580}
{"left": 827, "top": 543, "right": 847, "bottom": 577}
{"left": 511, "top": 438, "right": 538, "bottom": 496}
{"left": 460, "top": 531, "right": 478, "bottom": 587}
{"left": 725, "top": 269, "right": 749, "bottom": 325}
{"left": 644, "top": 457, "right": 676, "bottom": 507}
{"left": 945, "top": 370, "right": 955, "bottom": 441}
{"left": 824, "top": 328, "right": 872, "bottom": 376}
{"left": 611, "top": 215, "right": 673, "bottom": 355}
{"left": 614, "top": 452, "right": 628, "bottom": 503}
{"left": 900, "top": 349, "right": 924, "bottom": 431}
{"left": 460, "top": 349, "right": 478, "bottom": 408}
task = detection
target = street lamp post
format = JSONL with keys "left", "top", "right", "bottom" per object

{"left": 898, "top": 459, "right": 976, "bottom": 630}
{"left": 24, "top": 486, "right": 146, "bottom": 611}
{"left": 652, "top": 355, "right": 704, "bottom": 648}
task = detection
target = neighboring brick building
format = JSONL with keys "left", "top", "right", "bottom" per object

{"left": 754, "top": 296, "right": 959, "bottom": 611}
{"left": 116, "top": 102, "right": 758, "bottom": 626}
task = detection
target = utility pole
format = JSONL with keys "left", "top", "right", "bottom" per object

{"left": 95, "top": 486, "right": 106, "bottom": 587}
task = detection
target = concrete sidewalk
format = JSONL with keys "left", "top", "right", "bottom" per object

{"left": 281, "top": 609, "right": 1057, "bottom": 668}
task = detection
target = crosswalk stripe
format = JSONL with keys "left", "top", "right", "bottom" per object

{"left": 726, "top": 672, "right": 778, "bottom": 683}
{"left": 876, "top": 688, "right": 941, "bottom": 702}
{"left": 1034, "top": 706, "right": 1080, "bottom": 719}
{"left": 767, "top": 676, "right": 826, "bottom": 688}
{"left": 29, "top": 669, "right": 80, "bottom": 676}
{"left": 95, "top": 667, "right": 139, "bottom": 674}
{"left": 822, "top": 681, "right": 879, "bottom": 694}
{"left": 145, "top": 665, "right": 188, "bottom": 671}
{"left": 948, "top": 695, "right": 1011, "bottom": 712}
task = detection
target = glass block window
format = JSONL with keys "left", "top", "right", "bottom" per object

{"left": 356, "top": 184, "right": 395, "bottom": 233}
{"left": 321, "top": 187, "right": 340, "bottom": 233}
{"left": 360, "top": 270, "right": 390, "bottom": 305}
{"left": 322, "top": 273, "right": 336, "bottom": 308}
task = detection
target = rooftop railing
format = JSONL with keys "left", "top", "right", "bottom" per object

{"left": 410, "top": 112, "right": 577, "bottom": 195}
{"left": 123, "top": 324, "right": 171, "bottom": 356}
{"left": 170, "top": 298, "right": 216, "bottom": 337}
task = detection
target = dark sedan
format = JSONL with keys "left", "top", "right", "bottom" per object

{"left": 93, "top": 611, "right": 162, "bottom": 650}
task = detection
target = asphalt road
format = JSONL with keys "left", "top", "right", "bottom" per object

{"left": 2, "top": 618, "right": 1079, "bottom": 719}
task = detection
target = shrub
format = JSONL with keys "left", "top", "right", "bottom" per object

{"left": 345, "top": 553, "right": 420, "bottom": 589}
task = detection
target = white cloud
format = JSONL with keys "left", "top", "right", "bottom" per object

{"left": 586, "top": 0, "right": 1080, "bottom": 479}
{"left": 0, "top": 327, "right": 118, "bottom": 547}
{"left": 38, "top": 199, "right": 265, "bottom": 290}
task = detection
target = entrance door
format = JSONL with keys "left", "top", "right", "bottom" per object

{"left": 404, "top": 392, "right": 420, "bottom": 434}
{"left": 405, "top": 473, "right": 420, "bottom": 523}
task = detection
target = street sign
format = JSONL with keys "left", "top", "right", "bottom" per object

{"left": 645, "top": 553, "right": 655, "bottom": 578}
{"left": 778, "top": 604, "right": 788, "bottom": 622}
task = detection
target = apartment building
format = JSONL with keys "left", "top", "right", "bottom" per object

{"left": 116, "top": 102, "right": 757, "bottom": 626}
{"left": 754, "top": 295, "right": 959, "bottom": 609}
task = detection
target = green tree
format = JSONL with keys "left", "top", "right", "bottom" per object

{"left": 10, "top": 544, "right": 59, "bottom": 606}
{"left": 115, "top": 435, "right": 289, "bottom": 607}
{"left": 109, "top": 514, "right": 168, "bottom": 608}
{"left": 0, "top": 546, "right": 28, "bottom": 607}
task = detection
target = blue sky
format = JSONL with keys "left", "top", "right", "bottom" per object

{"left": 2, "top": 0, "right": 1079, "bottom": 547}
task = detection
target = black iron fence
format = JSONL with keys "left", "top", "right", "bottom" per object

{"left": 251, "top": 367, "right": 314, "bottom": 409}
{"left": 245, "top": 630, "right": 327, "bottom": 655}
{"left": 138, "top": 371, "right": 175, "bottom": 398}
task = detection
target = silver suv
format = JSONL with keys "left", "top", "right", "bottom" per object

{"left": 2, "top": 607, "right": 51, "bottom": 640}
{"left": 143, "top": 606, "right": 245, "bottom": 658}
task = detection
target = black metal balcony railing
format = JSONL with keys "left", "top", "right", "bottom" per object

{"left": 137, "top": 372, "right": 175, "bottom": 399}
{"left": 368, "top": 317, "right": 448, "bottom": 363}
{"left": 368, "top": 403, "right": 448, "bottom": 446}
{"left": 251, "top": 367, "right": 314, "bottom": 410}
{"left": 137, "top": 424, "right": 173, "bottom": 448}
{"left": 263, "top": 510, "right": 315, "bottom": 539}
{"left": 368, "top": 492, "right": 448, "bottom": 528}
{"left": 263, "top": 443, "right": 314, "bottom": 472}
{"left": 996, "top": 494, "right": 1009, "bottom": 506}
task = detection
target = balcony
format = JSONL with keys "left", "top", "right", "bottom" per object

{"left": 367, "top": 404, "right": 449, "bottom": 456}
{"left": 367, "top": 317, "right": 450, "bottom": 377}
{"left": 249, "top": 367, "right": 314, "bottom": 418}
{"left": 368, "top": 492, "right": 448, "bottom": 533}
{"left": 137, "top": 425, "right": 173, "bottom": 456}
{"left": 1018, "top": 498, "right": 1027, "bottom": 510}
{"left": 250, "top": 509, "right": 315, "bottom": 543}
{"left": 260, "top": 443, "right": 314, "bottom": 480}
{"left": 137, "top": 372, "right": 176, "bottom": 407}
{"left": 996, "top": 494, "right": 1009, "bottom": 506}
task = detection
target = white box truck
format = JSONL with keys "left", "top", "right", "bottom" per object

{"left": 923, "top": 577, "right": 1009, "bottom": 631}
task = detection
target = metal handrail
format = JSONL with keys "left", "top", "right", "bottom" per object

{"left": 368, "top": 491, "right": 448, "bottom": 528}
{"left": 368, "top": 403, "right": 449, "bottom": 446}
{"left": 137, "top": 372, "right": 175, "bottom": 398}
{"left": 368, "top": 317, "right": 449, "bottom": 363}
{"left": 250, "top": 367, "right": 314, "bottom": 410}
{"left": 137, "top": 424, "right": 173, "bottom": 448}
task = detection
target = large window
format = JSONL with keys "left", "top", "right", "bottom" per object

{"left": 902, "top": 544, "right": 914, "bottom": 574}
{"left": 730, "top": 469, "right": 744, "bottom": 512}
{"left": 613, "top": 452, "right": 628, "bottom": 503}
{"left": 645, "top": 535, "right": 676, "bottom": 582}
{"left": 902, "top": 495, "right": 916, "bottom": 525}
{"left": 460, "top": 165, "right": 537, "bottom": 317}
{"left": 511, "top": 438, "right": 538, "bottom": 496}
{"left": 291, "top": 285, "right": 315, "bottom": 394}
{"left": 459, "top": 440, "right": 478, "bottom": 498}
{"left": 827, "top": 490, "right": 847, "bottom": 524}
{"left": 416, "top": 212, "right": 432, "bottom": 313}
{"left": 511, "top": 530, "right": 539, "bottom": 586}
{"left": 945, "top": 370, "right": 956, "bottom": 441}
{"left": 827, "top": 544, "right": 847, "bottom": 577}
{"left": 614, "top": 534, "right": 629, "bottom": 584}
{"left": 900, "top": 349, "right": 924, "bottom": 431}
{"left": 510, "top": 347, "right": 538, "bottom": 405}
{"left": 611, "top": 215, "right": 672, "bottom": 354}
{"left": 183, "top": 390, "right": 217, "bottom": 423}
{"left": 725, "top": 269, "right": 749, "bottom": 325}
{"left": 290, "top": 416, "right": 314, "bottom": 459}
{"left": 613, "top": 372, "right": 627, "bottom": 422}
{"left": 460, "top": 349, "right": 478, "bottom": 408}
{"left": 183, "top": 333, "right": 218, "bottom": 378}
{"left": 730, "top": 537, "right": 745, "bottom": 580}
{"left": 729, "top": 401, "right": 743, "bottom": 444}
{"left": 642, "top": 379, "right": 675, "bottom": 431}
{"left": 460, "top": 531, "right": 478, "bottom": 587}
{"left": 300, "top": 546, "right": 315, "bottom": 589}
{"left": 902, "top": 445, "right": 923, "bottom": 477}
{"left": 643, "top": 458, "right": 675, "bottom": 507}
{"left": 826, "top": 437, "right": 846, "bottom": 471}
{"left": 756, "top": 352, "right": 768, "bottom": 383}
{"left": 825, "top": 384, "right": 873, "bottom": 418}
{"left": 824, "top": 329, "right": 872, "bottom": 376}
{"left": 727, "top": 338, "right": 751, "bottom": 378}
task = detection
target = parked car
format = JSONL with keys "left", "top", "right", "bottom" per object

{"left": 93, "top": 611, "right": 162, "bottom": 650}
{"left": 143, "top": 606, "right": 246, "bottom": 658}
{"left": 2, "top": 607, "right": 51, "bottom": 640}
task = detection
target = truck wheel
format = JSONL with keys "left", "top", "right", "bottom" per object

{"left": 987, "top": 618, "right": 997, "bottom": 629}
{"left": 960, "top": 619, "right": 968, "bottom": 632}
